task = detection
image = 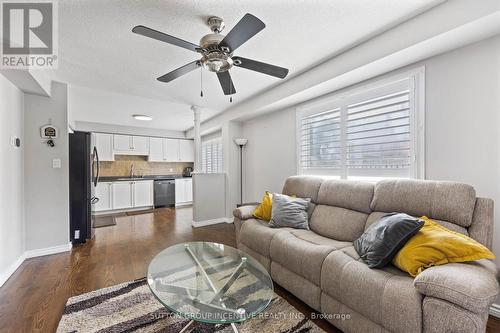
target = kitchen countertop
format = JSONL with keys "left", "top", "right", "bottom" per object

{"left": 99, "top": 175, "right": 192, "bottom": 182}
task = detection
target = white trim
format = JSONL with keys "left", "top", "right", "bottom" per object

{"left": 192, "top": 217, "right": 233, "bottom": 228}
{"left": 24, "top": 242, "right": 72, "bottom": 259}
{"left": 0, "top": 242, "right": 72, "bottom": 288}
{"left": 0, "top": 254, "right": 26, "bottom": 287}
{"left": 175, "top": 202, "right": 193, "bottom": 208}
{"left": 490, "top": 303, "right": 500, "bottom": 318}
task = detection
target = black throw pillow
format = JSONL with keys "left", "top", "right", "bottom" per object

{"left": 354, "top": 213, "right": 424, "bottom": 268}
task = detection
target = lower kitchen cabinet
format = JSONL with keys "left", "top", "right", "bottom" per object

{"left": 175, "top": 178, "right": 193, "bottom": 205}
{"left": 95, "top": 182, "right": 112, "bottom": 211}
{"left": 112, "top": 182, "right": 133, "bottom": 209}
{"left": 133, "top": 181, "right": 153, "bottom": 207}
{"left": 96, "top": 180, "right": 153, "bottom": 212}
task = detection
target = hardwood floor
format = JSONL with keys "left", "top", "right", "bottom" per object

{"left": 0, "top": 207, "right": 498, "bottom": 333}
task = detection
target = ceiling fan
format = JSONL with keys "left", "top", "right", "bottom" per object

{"left": 132, "top": 13, "right": 289, "bottom": 97}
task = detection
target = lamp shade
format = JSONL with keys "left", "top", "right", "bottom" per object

{"left": 234, "top": 138, "right": 248, "bottom": 146}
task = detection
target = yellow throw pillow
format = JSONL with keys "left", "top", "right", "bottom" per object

{"left": 393, "top": 216, "right": 495, "bottom": 277}
{"left": 253, "top": 191, "right": 273, "bottom": 221}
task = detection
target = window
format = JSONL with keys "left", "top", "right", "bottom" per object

{"left": 297, "top": 71, "right": 424, "bottom": 180}
{"left": 202, "top": 137, "right": 223, "bottom": 173}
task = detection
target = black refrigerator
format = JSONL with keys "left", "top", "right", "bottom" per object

{"left": 69, "top": 131, "right": 99, "bottom": 244}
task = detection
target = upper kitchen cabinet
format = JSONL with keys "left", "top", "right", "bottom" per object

{"left": 149, "top": 138, "right": 194, "bottom": 162}
{"left": 113, "top": 134, "right": 149, "bottom": 155}
{"left": 163, "top": 138, "right": 180, "bottom": 162}
{"left": 179, "top": 140, "right": 194, "bottom": 162}
{"left": 148, "top": 137, "right": 164, "bottom": 162}
{"left": 94, "top": 133, "right": 114, "bottom": 161}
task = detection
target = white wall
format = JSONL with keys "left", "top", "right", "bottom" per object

{"left": 0, "top": 74, "right": 25, "bottom": 286}
{"left": 241, "top": 36, "right": 500, "bottom": 260}
{"left": 424, "top": 34, "right": 500, "bottom": 275}
{"left": 24, "top": 82, "right": 70, "bottom": 251}
{"left": 242, "top": 109, "right": 297, "bottom": 202}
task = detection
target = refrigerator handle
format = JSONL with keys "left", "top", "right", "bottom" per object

{"left": 93, "top": 146, "right": 100, "bottom": 187}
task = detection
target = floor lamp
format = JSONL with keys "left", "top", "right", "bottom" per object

{"left": 234, "top": 138, "right": 248, "bottom": 206}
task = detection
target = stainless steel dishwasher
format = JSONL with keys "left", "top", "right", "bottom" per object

{"left": 154, "top": 180, "right": 176, "bottom": 207}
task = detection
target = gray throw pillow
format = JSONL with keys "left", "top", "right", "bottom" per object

{"left": 269, "top": 193, "right": 310, "bottom": 230}
{"left": 353, "top": 213, "right": 424, "bottom": 268}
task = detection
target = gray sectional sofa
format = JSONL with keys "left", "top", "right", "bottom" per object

{"left": 233, "top": 176, "right": 499, "bottom": 333}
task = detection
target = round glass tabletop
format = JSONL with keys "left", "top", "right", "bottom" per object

{"left": 147, "top": 242, "right": 274, "bottom": 325}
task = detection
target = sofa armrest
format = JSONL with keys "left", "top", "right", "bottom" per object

{"left": 233, "top": 205, "right": 258, "bottom": 220}
{"left": 413, "top": 262, "right": 499, "bottom": 314}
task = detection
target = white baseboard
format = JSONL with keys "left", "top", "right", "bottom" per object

{"left": 0, "top": 242, "right": 72, "bottom": 288}
{"left": 0, "top": 254, "right": 26, "bottom": 288}
{"left": 24, "top": 242, "right": 72, "bottom": 258}
{"left": 192, "top": 217, "right": 232, "bottom": 228}
{"left": 490, "top": 303, "right": 500, "bottom": 318}
{"left": 175, "top": 202, "right": 193, "bottom": 208}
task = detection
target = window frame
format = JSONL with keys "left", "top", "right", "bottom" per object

{"left": 296, "top": 67, "right": 425, "bottom": 180}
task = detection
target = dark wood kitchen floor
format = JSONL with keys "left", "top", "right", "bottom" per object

{"left": 0, "top": 207, "right": 498, "bottom": 332}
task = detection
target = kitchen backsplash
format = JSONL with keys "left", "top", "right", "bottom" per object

{"left": 100, "top": 155, "right": 193, "bottom": 177}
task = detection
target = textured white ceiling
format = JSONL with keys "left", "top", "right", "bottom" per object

{"left": 51, "top": 0, "right": 441, "bottom": 131}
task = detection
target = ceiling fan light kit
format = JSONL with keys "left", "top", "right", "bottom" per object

{"left": 132, "top": 13, "right": 289, "bottom": 98}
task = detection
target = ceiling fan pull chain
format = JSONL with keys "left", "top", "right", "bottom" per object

{"left": 200, "top": 68, "right": 204, "bottom": 97}
{"left": 229, "top": 78, "right": 233, "bottom": 103}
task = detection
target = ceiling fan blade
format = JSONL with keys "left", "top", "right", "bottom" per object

{"left": 233, "top": 56, "right": 289, "bottom": 79}
{"left": 132, "top": 25, "right": 199, "bottom": 52}
{"left": 157, "top": 61, "right": 200, "bottom": 83}
{"left": 216, "top": 71, "right": 236, "bottom": 95}
{"left": 219, "top": 14, "right": 265, "bottom": 52}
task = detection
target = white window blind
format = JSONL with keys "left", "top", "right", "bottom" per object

{"left": 298, "top": 74, "right": 423, "bottom": 180}
{"left": 346, "top": 90, "right": 411, "bottom": 171}
{"left": 202, "top": 138, "right": 223, "bottom": 173}
{"left": 300, "top": 108, "right": 342, "bottom": 170}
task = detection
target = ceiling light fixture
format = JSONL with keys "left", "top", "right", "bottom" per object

{"left": 132, "top": 114, "right": 152, "bottom": 121}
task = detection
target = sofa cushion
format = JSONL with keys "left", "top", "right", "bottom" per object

{"left": 393, "top": 217, "right": 495, "bottom": 277}
{"left": 282, "top": 175, "right": 323, "bottom": 203}
{"left": 317, "top": 179, "right": 374, "bottom": 214}
{"left": 354, "top": 213, "right": 424, "bottom": 268}
{"left": 269, "top": 193, "right": 310, "bottom": 230}
{"left": 270, "top": 231, "right": 343, "bottom": 285}
{"left": 310, "top": 205, "right": 368, "bottom": 241}
{"left": 366, "top": 211, "right": 469, "bottom": 236}
{"left": 321, "top": 250, "right": 422, "bottom": 332}
{"left": 371, "top": 179, "right": 476, "bottom": 227}
{"left": 238, "top": 218, "right": 290, "bottom": 258}
{"left": 288, "top": 229, "right": 352, "bottom": 249}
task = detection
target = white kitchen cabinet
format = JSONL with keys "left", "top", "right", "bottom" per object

{"left": 175, "top": 178, "right": 193, "bottom": 205}
{"left": 184, "top": 178, "right": 193, "bottom": 201}
{"left": 113, "top": 134, "right": 132, "bottom": 152}
{"left": 133, "top": 180, "right": 153, "bottom": 207}
{"left": 112, "top": 182, "right": 133, "bottom": 209}
{"left": 149, "top": 137, "right": 164, "bottom": 162}
{"left": 132, "top": 136, "right": 150, "bottom": 154}
{"left": 94, "top": 133, "right": 114, "bottom": 161}
{"left": 179, "top": 140, "right": 194, "bottom": 162}
{"left": 113, "top": 135, "right": 149, "bottom": 155}
{"left": 164, "top": 138, "right": 180, "bottom": 161}
{"left": 95, "top": 182, "right": 112, "bottom": 211}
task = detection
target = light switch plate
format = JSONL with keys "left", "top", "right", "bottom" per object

{"left": 52, "top": 158, "right": 61, "bottom": 168}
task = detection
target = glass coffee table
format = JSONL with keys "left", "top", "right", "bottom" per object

{"left": 147, "top": 242, "right": 274, "bottom": 333}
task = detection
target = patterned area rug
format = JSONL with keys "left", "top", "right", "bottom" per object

{"left": 56, "top": 278, "right": 326, "bottom": 333}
